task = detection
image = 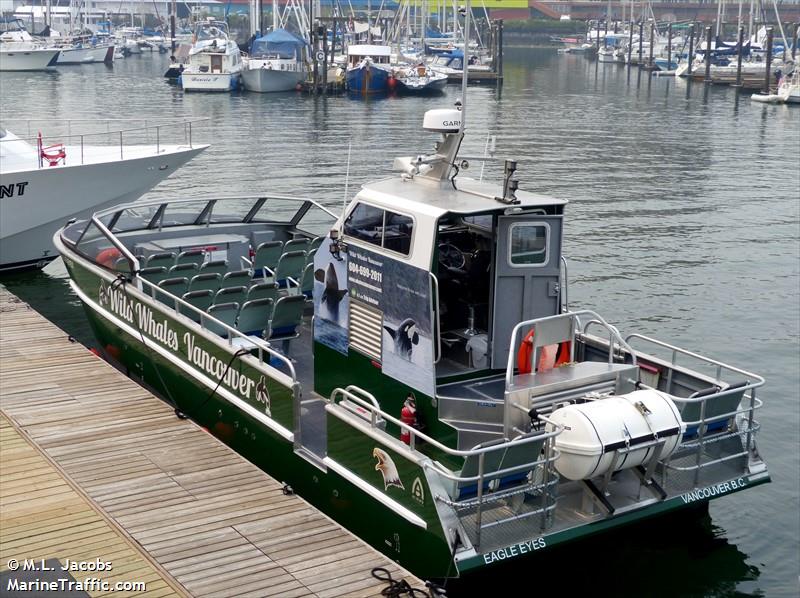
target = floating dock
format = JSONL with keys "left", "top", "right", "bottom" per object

{"left": 0, "top": 287, "right": 424, "bottom": 597}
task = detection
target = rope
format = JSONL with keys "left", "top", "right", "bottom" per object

{"left": 370, "top": 568, "right": 435, "bottom": 597}
{"left": 109, "top": 274, "right": 182, "bottom": 414}
{"left": 185, "top": 346, "right": 250, "bottom": 419}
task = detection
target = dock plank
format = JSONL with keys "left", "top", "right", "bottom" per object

{"left": 0, "top": 287, "right": 425, "bottom": 597}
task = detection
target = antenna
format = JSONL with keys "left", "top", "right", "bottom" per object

{"left": 342, "top": 138, "right": 353, "bottom": 215}
{"left": 459, "top": 0, "right": 471, "bottom": 134}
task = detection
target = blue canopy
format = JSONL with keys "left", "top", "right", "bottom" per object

{"left": 250, "top": 28, "right": 307, "bottom": 60}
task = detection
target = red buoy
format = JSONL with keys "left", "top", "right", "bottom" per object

{"left": 387, "top": 76, "right": 397, "bottom": 90}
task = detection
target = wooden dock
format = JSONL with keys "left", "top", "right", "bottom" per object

{"left": 0, "top": 287, "right": 425, "bottom": 597}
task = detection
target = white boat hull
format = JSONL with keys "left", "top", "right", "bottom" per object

{"left": 0, "top": 145, "right": 207, "bottom": 271}
{"left": 241, "top": 66, "right": 304, "bottom": 92}
{"left": 57, "top": 45, "right": 114, "bottom": 65}
{"left": 181, "top": 71, "right": 241, "bottom": 92}
{"left": 597, "top": 49, "right": 616, "bottom": 63}
{"left": 0, "top": 48, "right": 60, "bottom": 71}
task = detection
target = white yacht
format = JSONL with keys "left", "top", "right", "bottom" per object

{"left": 0, "top": 17, "right": 60, "bottom": 71}
{"left": 0, "top": 121, "right": 208, "bottom": 271}
{"left": 242, "top": 28, "right": 307, "bottom": 93}
{"left": 181, "top": 20, "right": 242, "bottom": 92}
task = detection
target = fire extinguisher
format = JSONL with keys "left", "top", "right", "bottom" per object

{"left": 400, "top": 394, "right": 417, "bottom": 445}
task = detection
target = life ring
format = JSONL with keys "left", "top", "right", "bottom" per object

{"left": 96, "top": 247, "right": 121, "bottom": 269}
{"left": 516, "top": 330, "right": 571, "bottom": 375}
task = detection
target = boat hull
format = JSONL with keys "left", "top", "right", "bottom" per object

{"left": 56, "top": 44, "right": 114, "bottom": 65}
{"left": 0, "top": 48, "right": 60, "bottom": 71}
{"left": 396, "top": 76, "right": 447, "bottom": 95}
{"left": 241, "top": 66, "right": 305, "bottom": 92}
{"left": 346, "top": 63, "right": 389, "bottom": 95}
{"left": 597, "top": 50, "right": 617, "bottom": 63}
{"left": 53, "top": 254, "right": 454, "bottom": 577}
{"left": 181, "top": 71, "right": 241, "bottom": 92}
{"left": 0, "top": 145, "right": 207, "bottom": 271}
{"left": 55, "top": 234, "right": 773, "bottom": 578}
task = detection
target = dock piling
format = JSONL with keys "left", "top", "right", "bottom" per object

{"left": 638, "top": 21, "right": 644, "bottom": 66}
{"left": 667, "top": 23, "right": 672, "bottom": 71}
{"left": 793, "top": 22, "right": 798, "bottom": 60}
{"left": 763, "top": 27, "right": 774, "bottom": 94}
{"left": 704, "top": 26, "right": 713, "bottom": 83}
{"left": 497, "top": 19, "right": 504, "bottom": 81}
{"left": 688, "top": 24, "right": 694, "bottom": 75}
{"left": 322, "top": 25, "right": 328, "bottom": 93}
{"left": 330, "top": 18, "right": 337, "bottom": 64}
{"left": 628, "top": 21, "right": 634, "bottom": 66}
{"left": 734, "top": 26, "right": 744, "bottom": 88}
{"left": 648, "top": 21, "right": 655, "bottom": 69}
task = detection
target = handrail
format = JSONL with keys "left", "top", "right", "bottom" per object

{"left": 91, "top": 193, "right": 339, "bottom": 224}
{"left": 329, "top": 390, "right": 563, "bottom": 459}
{"left": 430, "top": 272, "right": 442, "bottom": 364}
{"left": 1, "top": 118, "right": 207, "bottom": 146}
{"left": 2, "top": 118, "right": 207, "bottom": 170}
{"left": 506, "top": 310, "right": 638, "bottom": 388}
{"left": 92, "top": 216, "right": 142, "bottom": 275}
{"left": 135, "top": 273, "right": 298, "bottom": 385}
{"left": 623, "top": 333, "right": 765, "bottom": 387}
{"left": 559, "top": 255, "right": 569, "bottom": 313}
{"left": 342, "top": 385, "right": 381, "bottom": 410}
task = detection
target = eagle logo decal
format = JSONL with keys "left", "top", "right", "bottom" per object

{"left": 373, "top": 448, "right": 404, "bottom": 491}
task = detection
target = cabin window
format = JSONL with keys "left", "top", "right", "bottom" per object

{"left": 508, "top": 223, "right": 549, "bottom": 266}
{"left": 382, "top": 211, "right": 413, "bottom": 255}
{"left": 343, "top": 203, "right": 413, "bottom": 256}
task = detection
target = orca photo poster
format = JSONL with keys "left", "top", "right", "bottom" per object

{"left": 312, "top": 238, "right": 349, "bottom": 355}
{"left": 348, "top": 246, "right": 435, "bottom": 397}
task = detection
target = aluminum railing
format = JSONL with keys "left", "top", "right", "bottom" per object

{"left": 1, "top": 118, "right": 206, "bottom": 168}
{"left": 506, "top": 310, "right": 638, "bottom": 389}
{"left": 328, "top": 389, "right": 564, "bottom": 546}
{"left": 88, "top": 213, "right": 299, "bottom": 387}
{"left": 622, "top": 333, "right": 765, "bottom": 485}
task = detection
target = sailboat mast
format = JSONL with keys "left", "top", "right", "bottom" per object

{"left": 459, "top": 0, "right": 470, "bottom": 134}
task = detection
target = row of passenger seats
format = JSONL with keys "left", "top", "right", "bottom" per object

{"left": 136, "top": 236, "right": 322, "bottom": 354}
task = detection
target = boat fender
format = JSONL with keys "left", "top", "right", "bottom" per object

{"left": 95, "top": 247, "right": 121, "bottom": 269}
{"left": 400, "top": 395, "right": 417, "bottom": 445}
{"left": 516, "top": 330, "right": 570, "bottom": 375}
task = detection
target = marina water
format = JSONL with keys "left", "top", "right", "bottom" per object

{"left": 1, "top": 46, "right": 798, "bottom": 596}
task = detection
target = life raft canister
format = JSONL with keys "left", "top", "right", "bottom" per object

{"left": 516, "top": 330, "right": 571, "bottom": 375}
{"left": 95, "top": 247, "right": 121, "bottom": 269}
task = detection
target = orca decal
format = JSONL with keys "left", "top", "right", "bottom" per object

{"left": 383, "top": 318, "right": 419, "bottom": 361}
{"left": 315, "top": 263, "right": 348, "bottom": 305}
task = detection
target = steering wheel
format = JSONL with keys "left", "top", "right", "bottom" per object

{"left": 438, "top": 242, "right": 466, "bottom": 271}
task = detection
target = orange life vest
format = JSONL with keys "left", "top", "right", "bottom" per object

{"left": 516, "top": 330, "right": 571, "bottom": 374}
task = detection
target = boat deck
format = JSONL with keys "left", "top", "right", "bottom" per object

{"left": 0, "top": 287, "right": 424, "bottom": 597}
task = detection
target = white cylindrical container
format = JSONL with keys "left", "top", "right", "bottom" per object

{"left": 546, "top": 389, "right": 685, "bottom": 481}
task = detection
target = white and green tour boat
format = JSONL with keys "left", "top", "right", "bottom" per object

{"left": 55, "top": 108, "right": 770, "bottom": 579}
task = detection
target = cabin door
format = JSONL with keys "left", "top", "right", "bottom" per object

{"left": 211, "top": 55, "right": 222, "bottom": 73}
{"left": 490, "top": 215, "right": 563, "bottom": 369}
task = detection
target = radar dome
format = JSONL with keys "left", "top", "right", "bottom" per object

{"left": 423, "top": 109, "right": 462, "bottom": 133}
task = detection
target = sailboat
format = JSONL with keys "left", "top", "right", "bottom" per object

{"left": 242, "top": 29, "right": 308, "bottom": 93}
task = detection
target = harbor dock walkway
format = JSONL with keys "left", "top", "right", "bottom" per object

{"left": 0, "top": 287, "right": 424, "bottom": 597}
